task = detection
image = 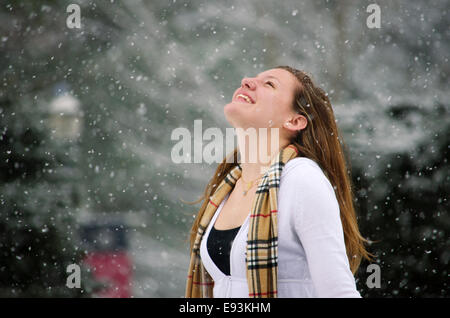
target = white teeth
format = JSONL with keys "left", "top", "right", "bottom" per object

{"left": 237, "top": 94, "right": 253, "bottom": 104}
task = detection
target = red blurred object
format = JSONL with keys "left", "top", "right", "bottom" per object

{"left": 84, "top": 251, "right": 132, "bottom": 298}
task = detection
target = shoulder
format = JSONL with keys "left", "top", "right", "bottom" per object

{"left": 282, "top": 157, "right": 322, "bottom": 176}
{"left": 280, "top": 157, "right": 341, "bottom": 227}
{"left": 280, "top": 157, "right": 336, "bottom": 198}
{"left": 281, "top": 157, "right": 327, "bottom": 184}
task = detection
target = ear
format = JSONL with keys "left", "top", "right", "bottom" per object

{"left": 283, "top": 113, "right": 307, "bottom": 133}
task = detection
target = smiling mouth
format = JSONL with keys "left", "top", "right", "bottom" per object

{"left": 236, "top": 94, "right": 254, "bottom": 104}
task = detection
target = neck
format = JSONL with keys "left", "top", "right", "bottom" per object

{"left": 236, "top": 129, "right": 289, "bottom": 181}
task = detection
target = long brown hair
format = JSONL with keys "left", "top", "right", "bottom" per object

{"left": 186, "top": 65, "right": 372, "bottom": 274}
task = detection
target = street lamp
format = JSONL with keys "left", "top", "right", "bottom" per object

{"left": 48, "top": 93, "right": 82, "bottom": 141}
{"left": 47, "top": 91, "right": 84, "bottom": 206}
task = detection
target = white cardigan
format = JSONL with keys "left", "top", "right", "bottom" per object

{"left": 199, "top": 157, "right": 362, "bottom": 298}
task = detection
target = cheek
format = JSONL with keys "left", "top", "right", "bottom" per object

{"left": 259, "top": 94, "right": 278, "bottom": 115}
{"left": 260, "top": 95, "right": 291, "bottom": 126}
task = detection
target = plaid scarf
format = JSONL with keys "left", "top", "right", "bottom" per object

{"left": 185, "top": 144, "right": 299, "bottom": 298}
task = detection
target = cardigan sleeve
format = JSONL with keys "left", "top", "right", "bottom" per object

{"left": 287, "top": 161, "right": 362, "bottom": 298}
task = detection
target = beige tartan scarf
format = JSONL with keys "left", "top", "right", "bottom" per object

{"left": 185, "top": 144, "right": 299, "bottom": 298}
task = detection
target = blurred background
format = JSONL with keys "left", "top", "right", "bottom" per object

{"left": 0, "top": 0, "right": 448, "bottom": 297}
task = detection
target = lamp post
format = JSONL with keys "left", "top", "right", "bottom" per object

{"left": 47, "top": 91, "right": 84, "bottom": 207}
{"left": 48, "top": 93, "right": 82, "bottom": 141}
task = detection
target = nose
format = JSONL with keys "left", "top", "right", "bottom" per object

{"left": 241, "top": 77, "right": 256, "bottom": 90}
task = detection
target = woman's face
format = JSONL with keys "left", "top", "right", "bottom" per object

{"left": 224, "top": 68, "right": 301, "bottom": 136}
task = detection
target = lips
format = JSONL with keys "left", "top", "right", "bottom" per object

{"left": 234, "top": 90, "right": 255, "bottom": 104}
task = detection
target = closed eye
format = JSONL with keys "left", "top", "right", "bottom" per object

{"left": 266, "top": 81, "right": 275, "bottom": 88}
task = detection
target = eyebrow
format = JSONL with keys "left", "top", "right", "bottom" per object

{"left": 256, "top": 74, "right": 281, "bottom": 84}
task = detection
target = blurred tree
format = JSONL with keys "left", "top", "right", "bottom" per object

{"left": 0, "top": 0, "right": 99, "bottom": 297}
{"left": 354, "top": 103, "right": 449, "bottom": 297}
{"left": 0, "top": 93, "right": 94, "bottom": 296}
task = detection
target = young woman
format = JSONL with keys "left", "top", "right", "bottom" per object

{"left": 185, "top": 65, "right": 372, "bottom": 298}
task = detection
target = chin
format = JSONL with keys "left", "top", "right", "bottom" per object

{"left": 224, "top": 101, "right": 260, "bottom": 129}
{"left": 223, "top": 102, "right": 243, "bottom": 126}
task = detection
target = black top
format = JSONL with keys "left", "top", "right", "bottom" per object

{"left": 207, "top": 225, "right": 241, "bottom": 276}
